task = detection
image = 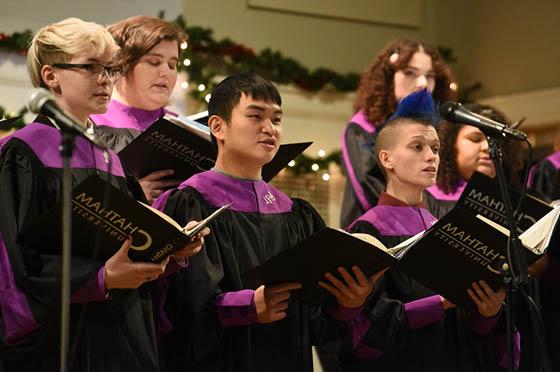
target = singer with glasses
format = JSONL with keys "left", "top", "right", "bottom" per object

{"left": 91, "top": 15, "right": 187, "bottom": 203}
{"left": 50, "top": 63, "right": 123, "bottom": 82}
{"left": 0, "top": 18, "right": 205, "bottom": 372}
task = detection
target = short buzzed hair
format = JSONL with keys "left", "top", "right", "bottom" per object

{"left": 375, "top": 117, "right": 436, "bottom": 179}
{"left": 374, "top": 89, "right": 440, "bottom": 179}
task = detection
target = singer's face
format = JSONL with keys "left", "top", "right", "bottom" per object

{"left": 382, "top": 123, "right": 440, "bottom": 189}
{"left": 393, "top": 52, "right": 436, "bottom": 101}
{"left": 455, "top": 125, "right": 496, "bottom": 180}
{"left": 120, "top": 40, "right": 179, "bottom": 110}
{"left": 53, "top": 51, "right": 116, "bottom": 123}
{"left": 214, "top": 94, "right": 283, "bottom": 169}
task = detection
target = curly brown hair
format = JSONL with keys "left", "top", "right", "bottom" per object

{"left": 353, "top": 39, "right": 457, "bottom": 124}
{"left": 107, "top": 16, "right": 187, "bottom": 76}
{"left": 437, "top": 103, "right": 524, "bottom": 193}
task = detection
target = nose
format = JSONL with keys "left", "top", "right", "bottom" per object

{"left": 416, "top": 75, "right": 428, "bottom": 90}
{"left": 262, "top": 119, "right": 275, "bottom": 136}
{"left": 426, "top": 147, "right": 438, "bottom": 162}
{"left": 480, "top": 137, "right": 489, "bottom": 152}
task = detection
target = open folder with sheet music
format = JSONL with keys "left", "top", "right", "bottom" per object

{"left": 20, "top": 175, "right": 230, "bottom": 263}
{"left": 117, "top": 113, "right": 312, "bottom": 182}
{"left": 245, "top": 173, "right": 560, "bottom": 309}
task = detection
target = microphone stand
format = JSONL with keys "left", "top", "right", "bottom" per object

{"left": 59, "top": 128, "right": 75, "bottom": 372}
{"left": 486, "top": 134, "right": 549, "bottom": 372}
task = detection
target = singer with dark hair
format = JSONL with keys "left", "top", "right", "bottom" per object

{"left": 340, "top": 39, "right": 457, "bottom": 228}
{"left": 424, "top": 103, "right": 523, "bottom": 218}
{"left": 343, "top": 90, "right": 514, "bottom": 372}
{"left": 0, "top": 18, "right": 204, "bottom": 371}
{"left": 153, "top": 72, "right": 384, "bottom": 372}
{"left": 91, "top": 15, "right": 187, "bottom": 203}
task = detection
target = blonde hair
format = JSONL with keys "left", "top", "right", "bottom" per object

{"left": 27, "top": 17, "right": 119, "bottom": 88}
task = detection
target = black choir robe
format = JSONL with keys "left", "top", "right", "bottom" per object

{"left": 343, "top": 192, "right": 511, "bottom": 372}
{"left": 528, "top": 151, "right": 560, "bottom": 371}
{"left": 528, "top": 150, "right": 560, "bottom": 201}
{"left": 154, "top": 169, "right": 350, "bottom": 372}
{"left": 340, "top": 111, "right": 385, "bottom": 228}
{"left": 423, "top": 180, "right": 466, "bottom": 219}
{"left": 0, "top": 117, "right": 162, "bottom": 371}
{"left": 91, "top": 99, "right": 171, "bottom": 153}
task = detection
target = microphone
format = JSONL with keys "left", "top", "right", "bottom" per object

{"left": 439, "top": 101, "right": 527, "bottom": 141}
{"left": 26, "top": 88, "right": 107, "bottom": 149}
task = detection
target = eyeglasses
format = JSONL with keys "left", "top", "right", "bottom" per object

{"left": 52, "top": 63, "right": 122, "bottom": 82}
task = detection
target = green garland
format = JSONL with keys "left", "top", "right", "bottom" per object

{"left": 0, "top": 16, "right": 475, "bottom": 174}
{"left": 0, "top": 106, "right": 26, "bottom": 130}
{"left": 286, "top": 150, "right": 342, "bottom": 175}
{"left": 171, "top": 14, "right": 360, "bottom": 103}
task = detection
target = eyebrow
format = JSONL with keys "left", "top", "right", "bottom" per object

{"left": 145, "top": 53, "right": 178, "bottom": 60}
{"left": 246, "top": 104, "right": 283, "bottom": 115}
{"left": 405, "top": 66, "right": 435, "bottom": 73}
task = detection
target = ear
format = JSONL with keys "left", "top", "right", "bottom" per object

{"left": 41, "top": 65, "right": 59, "bottom": 90}
{"left": 208, "top": 115, "right": 227, "bottom": 142}
{"left": 378, "top": 149, "right": 394, "bottom": 173}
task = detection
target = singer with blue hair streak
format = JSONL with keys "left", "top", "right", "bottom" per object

{"left": 341, "top": 89, "right": 518, "bottom": 372}
{"left": 0, "top": 18, "right": 204, "bottom": 371}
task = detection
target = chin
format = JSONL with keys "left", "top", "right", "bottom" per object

{"left": 476, "top": 167, "right": 496, "bottom": 178}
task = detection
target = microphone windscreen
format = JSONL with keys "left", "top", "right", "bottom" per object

{"left": 27, "top": 88, "right": 53, "bottom": 114}
{"left": 438, "top": 101, "right": 460, "bottom": 122}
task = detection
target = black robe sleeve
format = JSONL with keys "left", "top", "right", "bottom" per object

{"left": 160, "top": 189, "right": 355, "bottom": 372}
{"left": 529, "top": 159, "right": 559, "bottom": 201}
{"left": 0, "top": 138, "right": 162, "bottom": 371}
{"left": 344, "top": 221, "right": 506, "bottom": 372}
{"left": 340, "top": 124, "right": 386, "bottom": 228}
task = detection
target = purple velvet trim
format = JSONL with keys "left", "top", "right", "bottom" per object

{"left": 179, "top": 170, "right": 293, "bottom": 214}
{"left": 353, "top": 343, "right": 384, "bottom": 360}
{"left": 470, "top": 308, "right": 500, "bottom": 335}
{"left": 329, "top": 305, "right": 372, "bottom": 348}
{"left": 0, "top": 123, "right": 124, "bottom": 176}
{"left": 70, "top": 266, "right": 107, "bottom": 303}
{"left": 155, "top": 277, "right": 173, "bottom": 341}
{"left": 341, "top": 127, "right": 372, "bottom": 213}
{"left": 403, "top": 295, "right": 445, "bottom": 330}
{"left": 0, "top": 231, "right": 41, "bottom": 345}
{"left": 350, "top": 205, "right": 437, "bottom": 236}
{"left": 152, "top": 189, "right": 173, "bottom": 212}
{"left": 546, "top": 150, "right": 560, "bottom": 169}
{"left": 425, "top": 180, "right": 466, "bottom": 201}
{"left": 215, "top": 289, "right": 258, "bottom": 327}
{"left": 349, "top": 111, "right": 376, "bottom": 134}
{"left": 495, "top": 332, "right": 521, "bottom": 370}
{"left": 528, "top": 151, "right": 560, "bottom": 187}
{"left": 340, "top": 111, "right": 377, "bottom": 213}
{"left": 328, "top": 304, "right": 364, "bottom": 321}
{"left": 90, "top": 99, "right": 166, "bottom": 132}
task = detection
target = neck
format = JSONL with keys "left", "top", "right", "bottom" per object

{"left": 385, "top": 179, "right": 424, "bottom": 206}
{"left": 214, "top": 153, "right": 262, "bottom": 180}
{"left": 112, "top": 88, "right": 133, "bottom": 108}
{"left": 55, "top": 96, "right": 88, "bottom": 127}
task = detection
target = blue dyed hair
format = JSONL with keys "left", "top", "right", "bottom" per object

{"left": 379, "top": 89, "right": 440, "bottom": 131}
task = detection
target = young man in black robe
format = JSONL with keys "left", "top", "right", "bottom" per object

{"left": 0, "top": 18, "right": 204, "bottom": 372}
{"left": 344, "top": 90, "right": 516, "bottom": 372}
{"left": 155, "top": 73, "right": 384, "bottom": 372}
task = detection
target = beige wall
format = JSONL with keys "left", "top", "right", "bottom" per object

{"left": 183, "top": 1, "right": 560, "bottom": 99}
{"left": 183, "top": 0, "right": 440, "bottom": 75}
{"left": 433, "top": 0, "right": 560, "bottom": 99}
